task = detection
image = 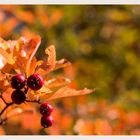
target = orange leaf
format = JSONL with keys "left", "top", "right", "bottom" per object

{"left": 38, "top": 85, "right": 52, "bottom": 94}
{"left": 0, "top": 48, "right": 14, "bottom": 65}
{"left": 26, "top": 88, "right": 52, "bottom": 102}
{"left": 37, "top": 45, "right": 56, "bottom": 74}
{"left": 6, "top": 107, "right": 23, "bottom": 119}
{"left": 54, "top": 58, "right": 71, "bottom": 70}
{"left": 27, "top": 57, "right": 37, "bottom": 76}
{"left": 46, "top": 86, "right": 95, "bottom": 101}
{"left": 45, "top": 45, "right": 56, "bottom": 63}
{"left": 26, "top": 35, "right": 41, "bottom": 76}
{"left": 0, "top": 54, "right": 5, "bottom": 69}
{"left": 6, "top": 107, "right": 34, "bottom": 119}
{"left": 45, "top": 76, "right": 71, "bottom": 88}
{"left": 0, "top": 37, "right": 9, "bottom": 50}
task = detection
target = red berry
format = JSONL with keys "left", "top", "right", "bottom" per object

{"left": 27, "top": 74, "right": 44, "bottom": 90}
{"left": 11, "top": 90, "right": 26, "bottom": 104}
{"left": 41, "top": 115, "right": 54, "bottom": 128}
{"left": 11, "top": 74, "right": 26, "bottom": 89}
{"left": 40, "top": 103, "right": 53, "bottom": 116}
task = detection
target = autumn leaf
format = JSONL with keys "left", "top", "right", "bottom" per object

{"left": 0, "top": 48, "right": 15, "bottom": 65}
{"left": 6, "top": 107, "right": 34, "bottom": 119}
{"left": 45, "top": 76, "right": 71, "bottom": 88}
{"left": 26, "top": 35, "right": 41, "bottom": 76}
{"left": 0, "top": 54, "right": 5, "bottom": 69}
{"left": 38, "top": 85, "right": 52, "bottom": 94}
{"left": 0, "top": 37, "right": 9, "bottom": 50}
{"left": 54, "top": 58, "right": 71, "bottom": 70}
{"left": 27, "top": 57, "right": 37, "bottom": 76}
{"left": 26, "top": 87, "right": 52, "bottom": 102}
{"left": 36, "top": 45, "right": 56, "bottom": 74}
{"left": 45, "top": 45, "right": 56, "bottom": 70}
{"left": 46, "top": 86, "right": 96, "bottom": 101}
{"left": 6, "top": 107, "right": 23, "bottom": 119}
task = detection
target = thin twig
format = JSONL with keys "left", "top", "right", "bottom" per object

{"left": 0, "top": 102, "right": 14, "bottom": 116}
{"left": 25, "top": 99, "right": 41, "bottom": 104}
{"left": 0, "top": 95, "right": 8, "bottom": 105}
{"left": 24, "top": 87, "right": 29, "bottom": 94}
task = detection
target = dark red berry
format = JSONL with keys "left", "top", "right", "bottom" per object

{"left": 27, "top": 74, "right": 44, "bottom": 90}
{"left": 40, "top": 102, "right": 53, "bottom": 116}
{"left": 11, "top": 74, "right": 26, "bottom": 89}
{"left": 11, "top": 90, "right": 26, "bottom": 104}
{"left": 41, "top": 115, "right": 54, "bottom": 128}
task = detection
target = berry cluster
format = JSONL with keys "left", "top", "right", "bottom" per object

{"left": 40, "top": 102, "right": 54, "bottom": 128}
{"left": 10, "top": 73, "right": 54, "bottom": 128}
{"left": 11, "top": 73, "right": 44, "bottom": 104}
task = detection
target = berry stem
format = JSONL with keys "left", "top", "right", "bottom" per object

{"left": 0, "top": 95, "right": 8, "bottom": 105}
{"left": 24, "top": 87, "right": 29, "bottom": 94}
{"left": 25, "top": 99, "right": 41, "bottom": 104}
{"left": 0, "top": 102, "right": 14, "bottom": 116}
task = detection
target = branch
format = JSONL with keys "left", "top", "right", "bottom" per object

{"left": 0, "top": 95, "right": 8, "bottom": 105}
{"left": 0, "top": 102, "right": 14, "bottom": 116}
{"left": 0, "top": 102, "right": 14, "bottom": 125}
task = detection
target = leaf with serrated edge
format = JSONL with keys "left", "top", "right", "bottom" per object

{"left": 45, "top": 45, "right": 56, "bottom": 70}
{"left": 46, "top": 86, "right": 96, "bottom": 101}
{"left": 37, "top": 45, "right": 56, "bottom": 74}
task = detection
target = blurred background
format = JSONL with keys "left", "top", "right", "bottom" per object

{"left": 0, "top": 5, "right": 140, "bottom": 135}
